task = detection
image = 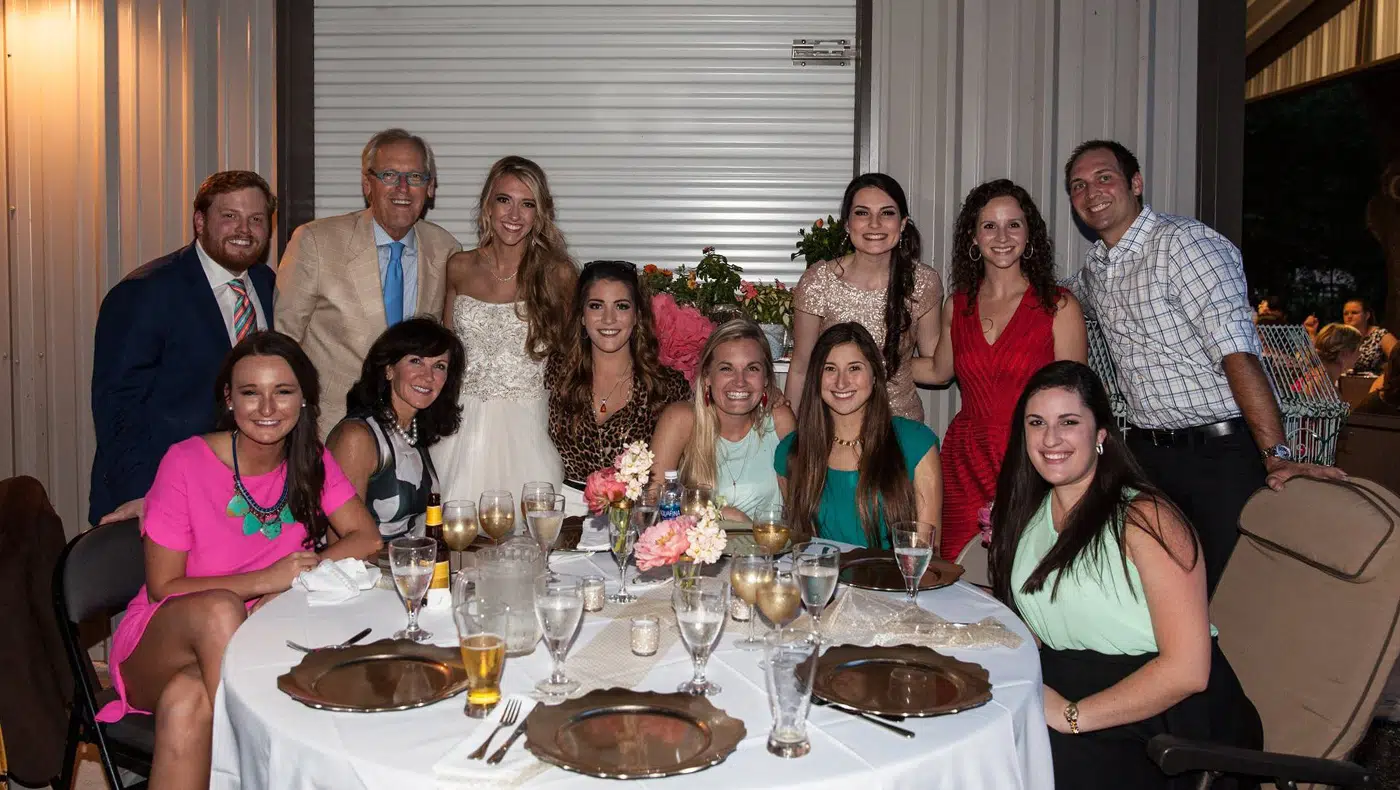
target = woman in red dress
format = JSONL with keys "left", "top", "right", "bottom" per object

{"left": 925, "top": 179, "right": 1087, "bottom": 560}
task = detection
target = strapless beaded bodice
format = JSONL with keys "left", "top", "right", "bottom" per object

{"left": 452, "top": 295, "right": 547, "bottom": 401}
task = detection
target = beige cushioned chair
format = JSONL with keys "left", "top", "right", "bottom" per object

{"left": 1150, "top": 476, "right": 1397, "bottom": 788}
{"left": 955, "top": 537, "right": 990, "bottom": 589}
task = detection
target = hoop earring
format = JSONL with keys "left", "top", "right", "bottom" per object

{"left": 1022, "top": 243, "right": 1033, "bottom": 261}
{"left": 1095, "top": 442, "right": 1104, "bottom": 456}
{"left": 969, "top": 244, "right": 982, "bottom": 262}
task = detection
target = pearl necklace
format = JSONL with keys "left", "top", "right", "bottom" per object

{"left": 385, "top": 413, "right": 418, "bottom": 446}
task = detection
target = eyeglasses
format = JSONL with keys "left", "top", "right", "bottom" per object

{"left": 366, "top": 169, "right": 432, "bottom": 188}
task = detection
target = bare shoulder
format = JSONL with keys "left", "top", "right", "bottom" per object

{"left": 1055, "top": 288, "right": 1083, "bottom": 314}
{"left": 445, "top": 248, "right": 485, "bottom": 287}
{"left": 658, "top": 400, "right": 697, "bottom": 431}
{"left": 771, "top": 404, "right": 796, "bottom": 437}
{"left": 327, "top": 419, "right": 375, "bottom": 453}
{"left": 1124, "top": 494, "right": 1198, "bottom": 569}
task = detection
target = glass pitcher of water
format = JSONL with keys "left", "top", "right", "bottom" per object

{"left": 474, "top": 537, "right": 543, "bottom": 656}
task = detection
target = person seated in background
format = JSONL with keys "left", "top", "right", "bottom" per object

{"left": 650, "top": 319, "right": 795, "bottom": 522}
{"left": 1342, "top": 297, "right": 1396, "bottom": 376}
{"left": 95, "top": 332, "right": 381, "bottom": 789}
{"left": 776, "top": 322, "right": 941, "bottom": 548}
{"left": 546, "top": 261, "right": 690, "bottom": 514}
{"left": 1313, "top": 322, "right": 1363, "bottom": 391}
{"left": 1353, "top": 346, "right": 1400, "bottom": 417}
{"left": 328, "top": 318, "right": 465, "bottom": 540}
{"left": 987, "top": 360, "right": 1262, "bottom": 790}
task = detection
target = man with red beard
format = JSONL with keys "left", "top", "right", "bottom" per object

{"left": 89, "top": 170, "right": 277, "bottom": 525}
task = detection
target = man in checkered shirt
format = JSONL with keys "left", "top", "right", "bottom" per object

{"left": 1062, "top": 140, "right": 1343, "bottom": 595}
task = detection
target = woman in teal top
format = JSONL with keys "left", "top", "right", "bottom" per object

{"left": 775, "top": 322, "right": 941, "bottom": 548}
{"left": 986, "top": 361, "right": 1260, "bottom": 790}
{"left": 651, "top": 319, "right": 795, "bottom": 521}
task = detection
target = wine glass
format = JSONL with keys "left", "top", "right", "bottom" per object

{"left": 791, "top": 542, "right": 841, "bottom": 632}
{"left": 534, "top": 574, "right": 585, "bottom": 697}
{"left": 751, "top": 504, "right": 791, "bottom": 556}
{"left": 729, "top": 554, "right": 774, "bottom": 650}
{"left": 521, "top": 481, "right": 555, "bottom": 526}
{"left": 442, "top": 500, "right": 478, "bottom": 573}
{"left": 608, "top": 508, "right": 641, "bottom": 604}
{"left": 478, "top": 490, "right": 515, "bottom": 544}
{"left": 526, "top": 494, "right": 566, "bottom": 575}
{"left": 681, "top": 485, "right": 714, "bottom": 517}
{"left": 756, "top": 570, "right": 802, "bottom": 629}
{"left": 389, "top": 536, "right": 436, "bottom": 642}
{"left": 891, "top": 522, "right": 937, "bottom": 604}
{"left": 672, "top": 576, "right": 730, "bottom": 696}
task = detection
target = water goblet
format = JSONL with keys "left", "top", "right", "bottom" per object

{"left": 479, "top": 490, "right": 515, "bottom": 544}
{"left": 681, "top": 485, "right": 714, "bottom": 517}
{"left": 763, "top": 627, "right": 821, "bottom": 758}
{"left": 751, "top": 504, "right": 791, "bottom": 555}
{"left": 729, "top": 554, "right": 774, "bottom": 650}
{"left": 891, "top": 522, "right": 937, "bottom": 604}
{"left": 521, "top": 481, "right": 555, "bottom": 526}
{"left": 453, "top": 599, "right": 509, "bottom": 718}
{"left": 442, "top": 500, "right": 478, "bottom": 572}
{"left": 756, "top": 570, "right": 803, "bottom": 629}
{"left": 389, "top": 536, "right": 436, "bottom": 642}
{"left": 672, "top": 577, "right": 730, "bottom": 696}
{"left": 533, "top": 574, "right": 585, "bottom": 697}
{"left": 791, "top": 542, "right": 841, "bottom": 632}
{"left": 526, "top": 494, "right": 566, "bottom": 576}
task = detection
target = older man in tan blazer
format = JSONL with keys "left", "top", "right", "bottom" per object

{"left": 276, "top": 128, "right": 461, "bottom": 435}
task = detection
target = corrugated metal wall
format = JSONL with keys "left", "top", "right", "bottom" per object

{"left": 312, "top": 0, "right": 856, "bottom": 280}
{"left": 3, "top": 0, "right": 276, "bottom": 536}
{"left": 870, "top": 0, "right": 1200, "bottom": 436}
{"left": 1246, "top": 0, "right": 1400, "bottom": 99}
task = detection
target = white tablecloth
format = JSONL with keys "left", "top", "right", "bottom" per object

{"left": 211, "top": 552, "right": 1053, "bottom": 790}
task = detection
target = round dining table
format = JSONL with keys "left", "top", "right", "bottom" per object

{"left": 210, "top": 550, "right": 1054, "bottom": 790}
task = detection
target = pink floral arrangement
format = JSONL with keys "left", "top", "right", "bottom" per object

{"left": 635, "top": 503, "right": 727, "bottom": 575}
{"left": 651, "top": 293, "right": 714, "bottom": 383}
{"left": 977, "top": 501, "right": 995, "bottom": 546}
{"left": 584, "top": 441, "right": 655, "bottom": 514}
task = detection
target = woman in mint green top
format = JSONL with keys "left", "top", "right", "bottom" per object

{"left": 651, "top": 319, "right": 796, "bottom": 521}
{"left": 775, "top": 323, "right": 942, "bottom": 548}
{"left": 986, "top": 361, "right": 1260, "bottom": 790}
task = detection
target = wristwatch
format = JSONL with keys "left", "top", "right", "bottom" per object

{"left": 1262, "top": 443, "right": 1294, "bottom": 463}
{"left": 1064, "top": 701, "right": 1080, "bottom": 734}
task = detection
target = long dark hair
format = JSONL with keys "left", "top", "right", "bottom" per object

{"left": 554, "top": 261, "right": 670, "bottom": 431}
{"left": 987, "top": 361, "right": 1196, "bottom": 610}
{"left": 949, "top": 179, "right": 1059, "bottom": 314}
{"left": 213, "top": 331, "right": 330, "bottom": 550}
{"left": 344, "top": 317, "right": 466, "bottom": 447}
{"left": 840, "top": 173, "right": 921, "bottom": 377}
{"left": 785, "top": 322, "right": 914, "bottom": 546}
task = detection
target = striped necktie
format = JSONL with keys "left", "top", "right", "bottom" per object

{"left": 228, "top": 279, "right": 256, "bottom": 342}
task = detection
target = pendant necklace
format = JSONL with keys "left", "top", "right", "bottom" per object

{"left": 598, "top": 368, "right": 633, "bottom": 415}
{"left": 226, "top": 429, "right": 294, "bottom": 540}
{"left": 484, "top": 250, "right": 518, "bottom": 282}
{"left": 720, "top": 420, "right": 758, "bottom": 492}
{"left": 833, "top": 434, "right": 863, "bottom": 452}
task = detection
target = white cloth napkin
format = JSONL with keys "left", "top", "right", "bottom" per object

{"left": 574, "top": 513, "right": 611, "bottom": 552}
{"left": 296, "top": 559, "right": 380, "bottom": 606}
{"left": 434, "top": 696, "right": 548, "bottom": 787}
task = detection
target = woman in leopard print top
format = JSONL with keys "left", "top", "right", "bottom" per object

{"left": 546, "top": 261, "right": 690, "bottom": 511}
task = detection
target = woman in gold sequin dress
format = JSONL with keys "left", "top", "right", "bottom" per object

{"left": 786, "top": 173, "right": 942, "bottom": 421}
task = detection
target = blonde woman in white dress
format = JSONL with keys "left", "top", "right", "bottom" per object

{"left": 431, "top": 156, "right": 576, "bottom": 501}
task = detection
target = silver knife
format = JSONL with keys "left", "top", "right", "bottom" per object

{"left": 486, "top": 720, "right": 529, "bottom": 765}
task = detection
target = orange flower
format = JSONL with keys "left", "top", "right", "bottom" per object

{"left": 644, "top": 264, "right": 658, "bottom": 275}
{"left": 687, "top": 272, "right": 697, "bottom": 288}
{"left": 814, "top": 218, "right": 824, "bottom": 229}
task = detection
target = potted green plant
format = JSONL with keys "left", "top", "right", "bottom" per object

{"left": 791, "top": 215, "right": 851, "bottom": 268}
{"left": 740, "top": 279, "right": 793, "bottom": 360}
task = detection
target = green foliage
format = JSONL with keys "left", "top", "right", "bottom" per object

{"left": 791, "top": 215, "right": 852, "bottom": 268}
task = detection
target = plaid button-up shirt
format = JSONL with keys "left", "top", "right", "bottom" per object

{"left": 1065, "top": 206, "right": 1260, "bottom": 430}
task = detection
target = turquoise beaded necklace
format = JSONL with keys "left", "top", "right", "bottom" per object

{"left": 225, "top": 429, "right": 294, "bottom": 539}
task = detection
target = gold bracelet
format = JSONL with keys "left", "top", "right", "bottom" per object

{"left": 1064, "top": 701, "right": 1080, "bottom": 734}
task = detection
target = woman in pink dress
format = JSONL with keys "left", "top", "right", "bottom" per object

{"left": 98, "top": 331, "right": 381, "bottom": 789}
{"left": 927, "top": 179, "right": 1087, "bottom": 560}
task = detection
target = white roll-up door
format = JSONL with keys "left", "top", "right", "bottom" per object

{"left": 313, "top": 0, "right": 856, "bottom": 282}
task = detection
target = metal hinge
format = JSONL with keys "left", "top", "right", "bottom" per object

{"left": 792, "top": 38, "right": 855, "bottom": 67}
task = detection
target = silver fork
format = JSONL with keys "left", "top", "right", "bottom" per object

{"left": 468, "top": 698, "right": 522, "bottom": 760}
{"left": 285, "top": 627, "right": 372, "bottom": 653}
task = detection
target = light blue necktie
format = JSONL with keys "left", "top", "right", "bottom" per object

{"left": 383, "top": 241, "right": 405, "bottom": 326}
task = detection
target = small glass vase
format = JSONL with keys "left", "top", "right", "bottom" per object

{"left": 607, "top": 502, "right": 632, "bottom": 534}
{"left": 673, "top": 559, "right": 701, "bottom": 591}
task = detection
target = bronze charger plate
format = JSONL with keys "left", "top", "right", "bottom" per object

{"left": 838, "top": 547, "right": 963, "bottom": 592}
{"left": 277, "top": 638, "right": 469, "bottom": 712}
{"left": 808, "top": 644, "right": 993, "bottom": 718}
{"left": 524, "top": 688, "right": 746, "bottom": 779}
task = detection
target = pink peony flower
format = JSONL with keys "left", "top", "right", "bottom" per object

{"left": 634, "top": 516, "right": 696, "bottom": 571}
{"left": 583, "top": 467, "right": 627, "bottom": 514}
{"left": 977, "top": 501, "right": 994, "bottom": 545}
{"left": 651, "top": 293, "right": 714, "bottom": 383}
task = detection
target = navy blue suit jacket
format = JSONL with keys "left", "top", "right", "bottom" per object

{"left": 88, "top": 243, "right": 275, "bottom": 524}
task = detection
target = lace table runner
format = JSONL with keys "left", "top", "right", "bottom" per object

{"left": 819, "top": 587, "right": 1023, "bottom": 650}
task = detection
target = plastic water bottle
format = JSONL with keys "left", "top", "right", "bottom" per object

{"left": 659, "top": 471, "right": 684, "bottom": 521}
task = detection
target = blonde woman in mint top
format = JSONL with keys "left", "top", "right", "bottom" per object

{"left": 986, "top": 361, "right": 1261, "bottom": 790}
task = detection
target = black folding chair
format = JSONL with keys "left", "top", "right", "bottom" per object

{"left": 52, "top": 518, "right": 153, "bottom": 790}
